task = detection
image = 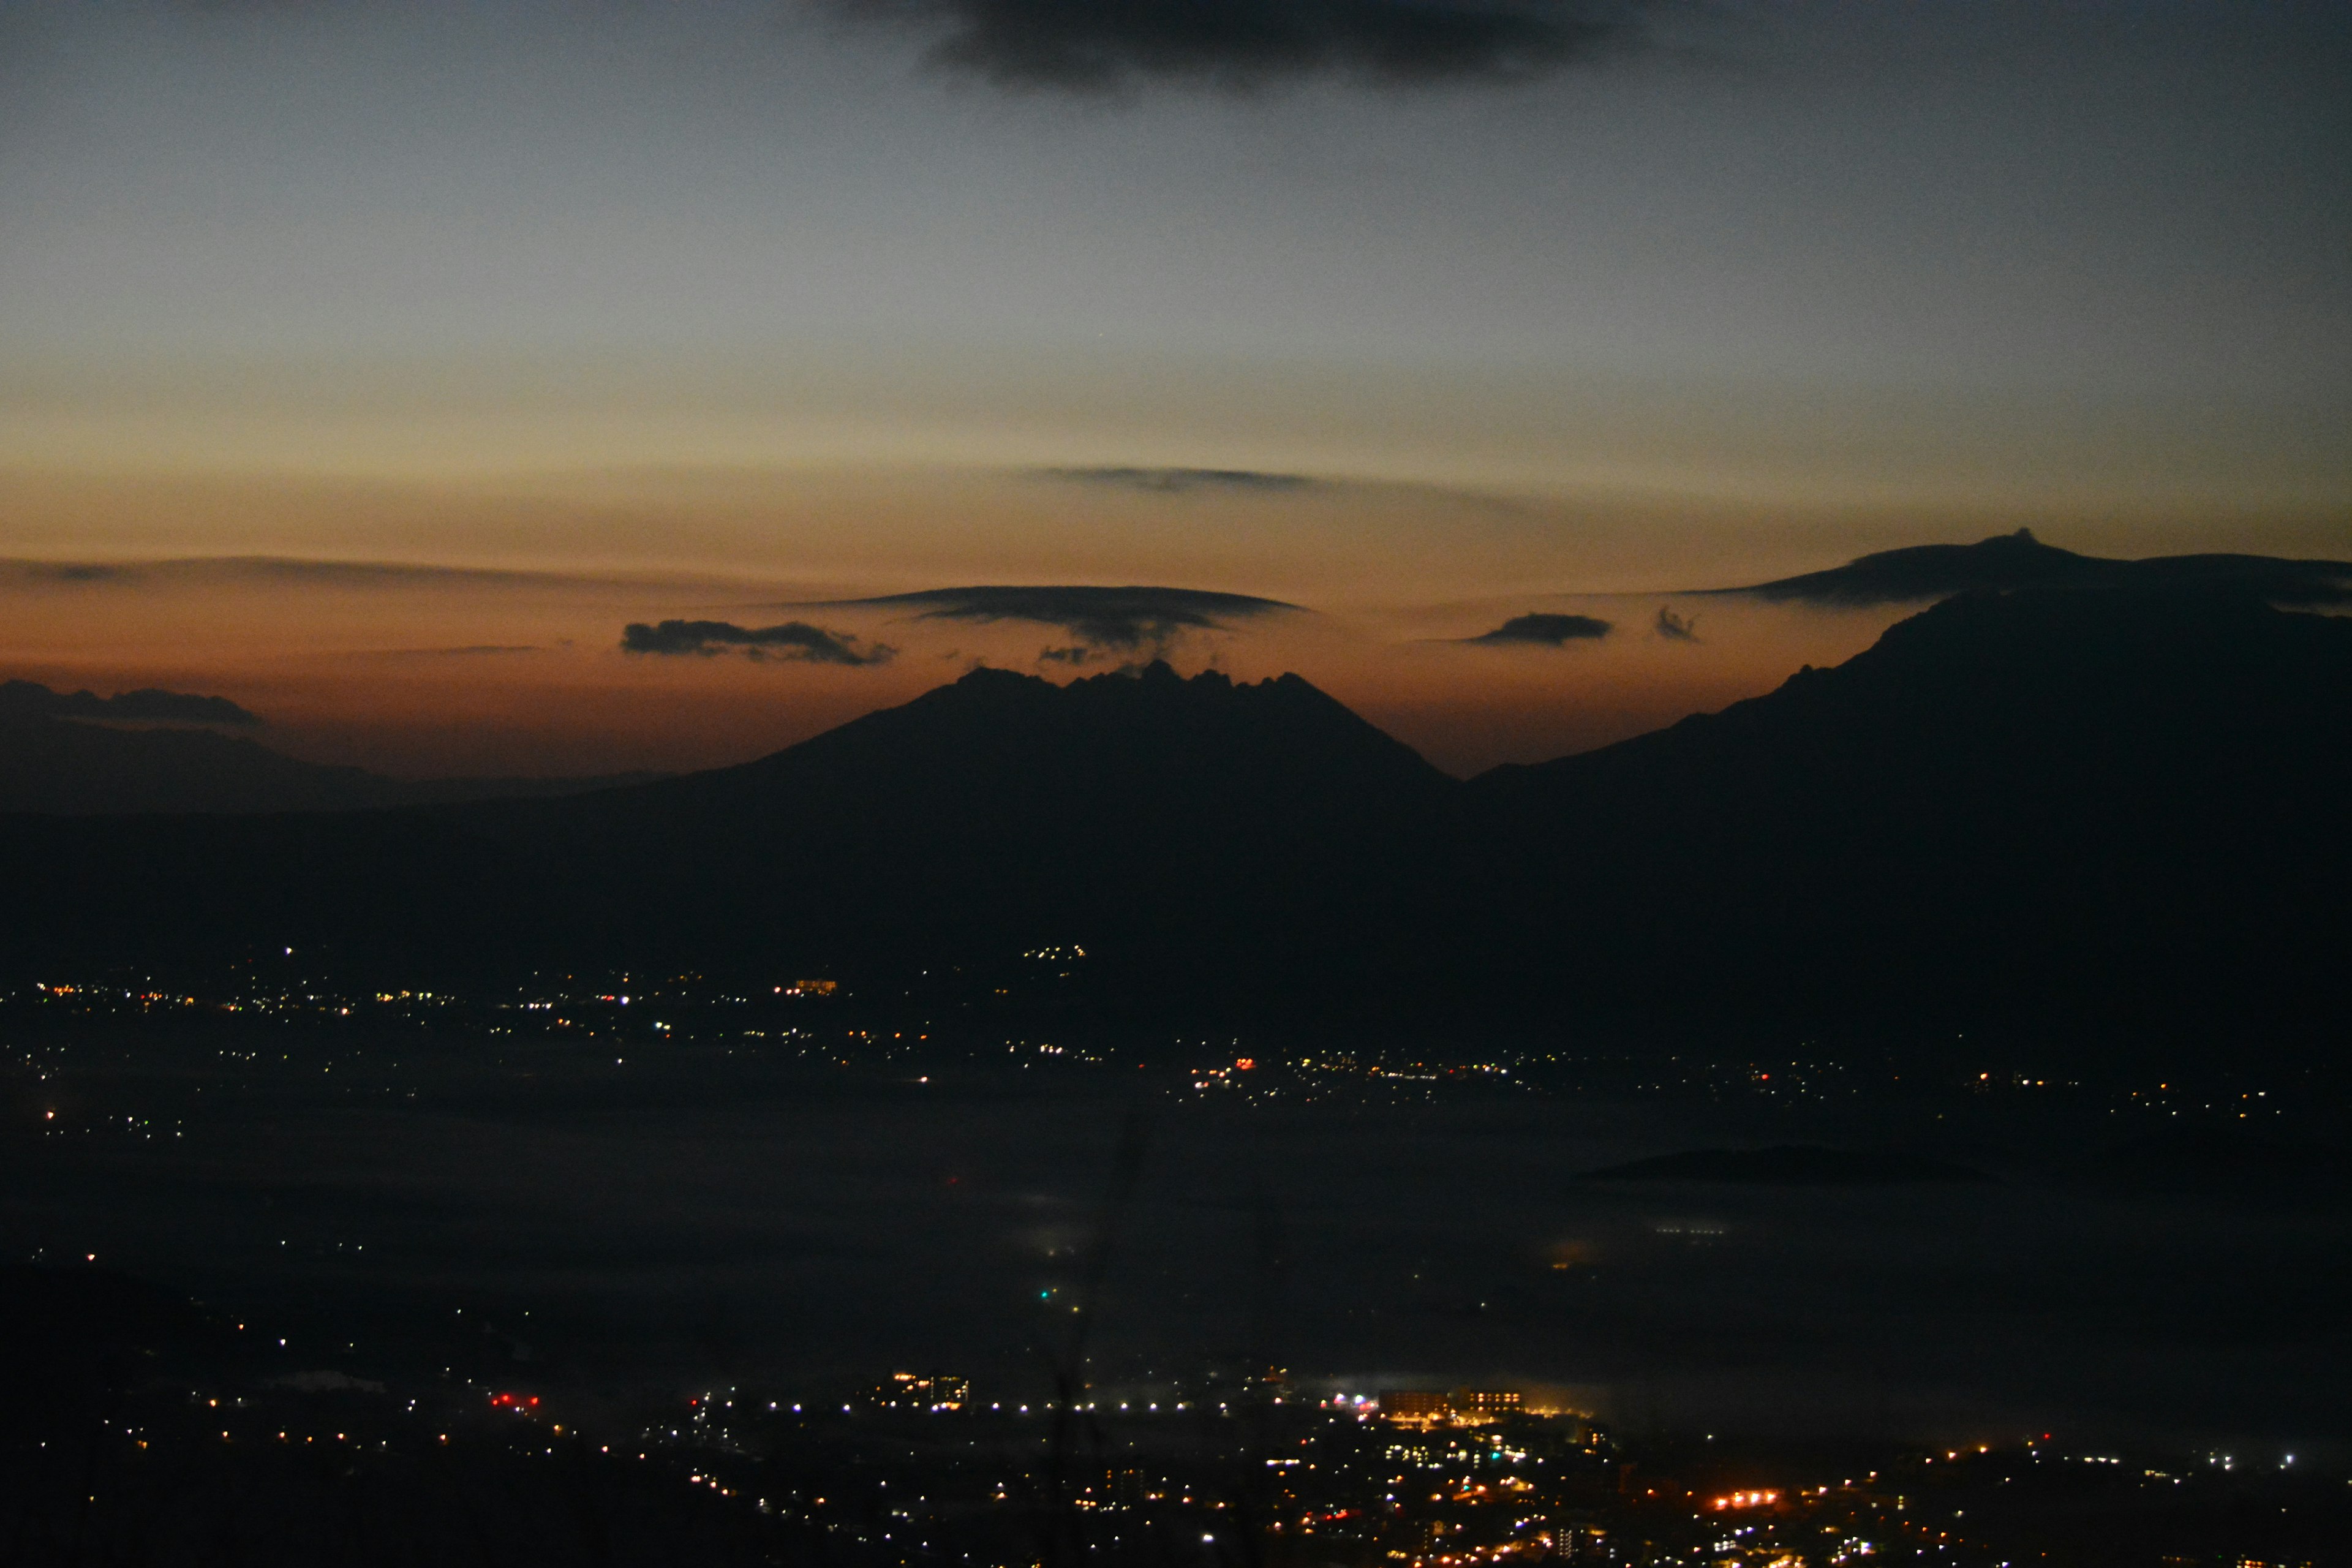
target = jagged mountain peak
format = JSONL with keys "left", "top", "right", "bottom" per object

{"left": 693, "top": 657, "right": 1447, "bottom": 799}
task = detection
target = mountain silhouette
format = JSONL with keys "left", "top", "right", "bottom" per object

{"left": 0, "top": 662, "right": 1453, "bottom": 993}
{"left": 0, "top": 699, "right": 660, "bottom": 814}
{"left": 448, "top": 660, "right": 1455, "bottom": 981}
{"left": 0, "top": 678, "right": 261, "bottom": 727}
{"left": 1460, "top": 585, "right": 2352, "bottom": 1035}
{"left": 1707, "top": 528, "right": 2352, "bottom": 608}
{"left": 1, "top": 588, "right": 2344, "bottom": 1048}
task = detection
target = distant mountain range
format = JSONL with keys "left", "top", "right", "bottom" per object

{"left": 1708, "top": 527, "right": 2351, "bottom": 607}
{"left": 0, "top": 680, "right": 660, "bottom": 814}
{"left": 2, "top": 566, "right": 2345, "bottom": 1049}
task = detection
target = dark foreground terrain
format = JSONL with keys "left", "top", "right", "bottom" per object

{"left": 4, "top": 981, "right": 2346, "bottom": 1566}
{"left": 4, "top": 564, "right": 2347, "bottom": 1564}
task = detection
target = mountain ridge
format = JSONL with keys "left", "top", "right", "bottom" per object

{"left": 430, "top": 659, "right": 1457, "bottom": 982}
{"left": 0, "top": 686, "right": 663, "bottom": 815}
{"left": 1455, "top": 585, "right": 2352, "bottom": 1028}
{"left": 1, "top": 584, "right": 2343, "bottom": 1047}
{"left": 1706, "top": 527, "right": 2352, "bottom": 607}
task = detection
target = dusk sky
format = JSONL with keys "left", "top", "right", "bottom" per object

{"left": 2, "top": 0, "right": 2345, "bottom": 776}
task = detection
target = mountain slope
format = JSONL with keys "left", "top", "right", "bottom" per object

{"left": 0, "top": 713, "right": 662, "bottom": 814}
{"left": 0, "top": 688, "right": 662, "bottom": 814}
{"left": 1708, "top": 528, "right": 2352, "bottom": 607}
{"left": 0, "top": 662, "right": 1457, "bottom": 989}
{"left": 447, "top": 660, "right": 1458, "bottom": 978}
{"left": 1462, "top": 586, "right": 2352, "bottom": 1029}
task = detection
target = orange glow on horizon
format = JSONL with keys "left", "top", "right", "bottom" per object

{"left": 5, "top": 462, "right": 2332, "bottom": 780}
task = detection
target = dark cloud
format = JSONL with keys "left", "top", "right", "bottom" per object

{"left": 1043, "top": 466, "right": 1320, "bottom": 494}
{"left": 827, "top": 584, "right": 1300, "bottom": 654}
{"left": 620, "top": 620, "right": 894, "bottom": 665}
{"left": 1708, "top": 529, "right": 2352, "bottom": 609}
{"left": 0, "top": 679, "right": 261, "bottom": 726}
{"left": 1037, "top": 645, "right": 1095, "bottom": 665}
{"left": 1464, "top": 612, "right": 1613, "bottom": 646}
{"left": 837, "top": 0, "right": 1654, "bottom": 91}
{"left": 1653, "top": 605, "right": 1698, "bottom": 641}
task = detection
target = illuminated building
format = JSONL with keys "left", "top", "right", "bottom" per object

{"left": 1454, "top": 1390, "right": 1523, "bottom": 1423}
{"left": 1378, "top": 1389, "right": 1526, "bottom": 1428}
{"left": 1381, "top": 1391, "right": 1455, "bottom": 1428}
{"left": 873, "top": 1371, "right": 970, "bottom": 1411}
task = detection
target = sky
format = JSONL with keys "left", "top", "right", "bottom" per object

{"left": 1, "top": 0, "right": 2346, "bottom": 777}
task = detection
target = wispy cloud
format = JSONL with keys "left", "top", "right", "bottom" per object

{"left": 350, "top": 645, "right": 544, "bottom": 660}
{"left": 1653, "top": 605, "right": 1699, "bottom": 641}
{"left": 1041, "top": 466, "right": 1321, "bottom": 495}
{"left": 0, "top": 557, "right": 570, "bottom": 591}
{"left": 0, "top": 556, "right": 767, "bottom": 597}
